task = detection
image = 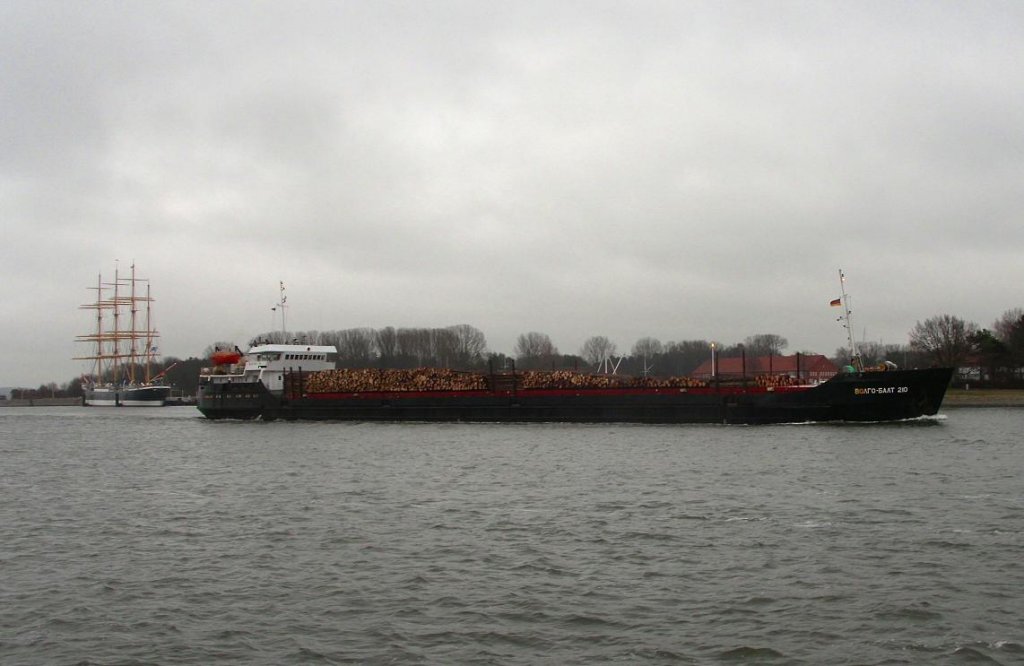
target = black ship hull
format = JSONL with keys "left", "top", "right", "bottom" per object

{"left": 197, "top": 367, "right": 953, "bottom": 424}
{"left": 84, "top": 384, "right": 171, "bottom": 407}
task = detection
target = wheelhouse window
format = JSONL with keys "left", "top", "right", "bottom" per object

{"left": 282, "top": 352, "right": 327, "bottom": 361}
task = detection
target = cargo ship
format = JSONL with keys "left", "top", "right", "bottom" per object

{"left": 196, "top": 343, "right": 952, "bottom": 424}
{"left": 196, "top": 273, "right": 952, "bottom": 424}
{"left": 75, "top": 263, "right": 172, "bottom": 407}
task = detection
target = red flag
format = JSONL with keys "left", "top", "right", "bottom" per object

{"left": 829, "top": 298, "right": 841, "bottom": 307}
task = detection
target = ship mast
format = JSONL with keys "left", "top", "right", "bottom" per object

{"left": 129, "top": 263, "right": 138, "bottom": 384}
{"left": 111, "top": 262, "right": 122, "bottom": 385}
{"left": 144, "top": 281, "right": 154, "bottom": 383}
{"left": 837, "top": 269, "right": 861, "bottom": 371}
{"left": 92, "top": 273, "right": 104, "bottom": 382}
{"left": 273, "top": 280, "right": 287, "bottom": 341}
{"left": 76, "top": 273, "right": 112, "bottom": 385}
{"left": 76, "top": 263, "right": 161, "bottom": 386}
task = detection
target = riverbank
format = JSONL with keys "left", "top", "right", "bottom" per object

{"left": 943, "top": 388, "right": 1024, "bottom": 408}
{"left": 0, "top": 397, "right": 83, "bottom": 407}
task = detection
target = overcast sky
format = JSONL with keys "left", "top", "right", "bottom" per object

{"left": 4, "top": 1, "right": 1023, "bottom": 387}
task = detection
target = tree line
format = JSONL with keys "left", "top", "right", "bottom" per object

{"left": 201, "top": 328, "right": 796, "bottom": 380}
{"left": 904, "top": 308, "right": 1024, "bottom": 386}
{"left": 17, "top": 305, "right": 1023, "bottom": 398}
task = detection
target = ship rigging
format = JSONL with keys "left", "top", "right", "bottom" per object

{"left": 74, "top": 263, "right": 171, "bottom": 406}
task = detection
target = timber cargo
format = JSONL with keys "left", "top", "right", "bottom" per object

{"left": 196, "top": 343, "right": 953, "bottom": 424}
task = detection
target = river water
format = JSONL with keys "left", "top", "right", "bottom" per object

{"left": 1, "top": 407, "right": 1021, "bottom": 665}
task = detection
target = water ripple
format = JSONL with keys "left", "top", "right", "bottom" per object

{"left": 1, "top": 407, "right": 1022, "bottom": 664}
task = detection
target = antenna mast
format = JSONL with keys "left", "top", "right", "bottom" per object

{"left": 837, "top": 269, "right": 861, "bottom": 370}
{"left": 273, "top": 281, "right": 287, "bottom": 339}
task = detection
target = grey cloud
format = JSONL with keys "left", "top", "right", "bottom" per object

{"left": 3, "top": 1, "right": 1024, "bottom": 386}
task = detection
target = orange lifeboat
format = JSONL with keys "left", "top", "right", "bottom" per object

{"left": 211, "top": 350, "right": 243, "bottom": 366}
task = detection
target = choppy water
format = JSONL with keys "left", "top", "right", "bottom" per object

{"left": 1, "top": 407, "right": 1022, "bottom": 665}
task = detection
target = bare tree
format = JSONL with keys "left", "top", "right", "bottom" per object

{"left": 993, "top": 308, "right": 1024, "bottom": 343}
{"left": 335, "top": 328, "right": 376, "bottom": 366}
{"left": 631, "top": 337, "right": 662, "bottom": 375}
{"left": 514, "top": 331, "right": 560, "bottom": 370}
{"left": 743, "top": 333, "right": 788, "bottom": 357}
{"left": 375, "top": 327, "right": 398, "bottom": 362}
{"left": 631, "top": 337, "right": 663, "bottom": 359}
{"left": 448, "top": 324, "right": 488, "bottom": 367}
{"left": 515, "top": 332, "right": 559, "bottom": 359}
{"left": 580, "top": 335, "right": 617, "bottom": 367}
{"left": 909, "top": 315, "right": 978, "bottom": 366}
{"left": 396, "top": 328, "right": 431, "bottom": 363}
{"left": 431, "top": 327, "right": 459, "bottom": 367}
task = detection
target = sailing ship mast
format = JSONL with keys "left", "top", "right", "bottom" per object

{"left": 110, "top": 263, "right": 122, "bottom": 384}
{"left": 76, "top": 263, "right": 161, "bottom": 386}
{"left": 79, "top": 273, "right": 108, "bottom": 383}
{"left": 129, "top": 263, "right": 138, "bottom": 383}
{"left": 124, "top": 263, "right": 158, "bottom": 383}
{"left": 144, "top": 281, "right": 155, "bottom": 383}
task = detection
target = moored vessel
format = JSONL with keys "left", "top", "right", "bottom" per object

{"left": 75, "top": 263, "right": 172, "bottom": 407}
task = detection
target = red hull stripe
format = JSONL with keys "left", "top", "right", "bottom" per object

{"left": 303, "top": 385, "right": 813, "bottom": 400}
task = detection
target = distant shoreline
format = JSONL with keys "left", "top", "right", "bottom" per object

{"left": 943, "top": 389, "right": 1024, "bottom": 408}
{"left": 0, "top": 397, "right": 83, "bottom": 407}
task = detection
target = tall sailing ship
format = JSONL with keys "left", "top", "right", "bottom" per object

{"left": 75, "top": 263, "right": 171, "bottom": 406}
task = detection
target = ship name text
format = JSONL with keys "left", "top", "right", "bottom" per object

{"left": 854, "top": 386, "right": 909, "bottom": 396}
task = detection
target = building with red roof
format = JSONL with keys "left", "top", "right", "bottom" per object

{"left": 690, "top": 353, "right": 839, "bottom": 382}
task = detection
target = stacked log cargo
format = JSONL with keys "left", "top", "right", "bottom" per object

{"left": 632, "top": 375, "right": 708, "bottom": 389}
{"left": 303, "top": 368, "right": 707, "bottom": 393}
{"left": 754, "top": 374, "right": 796, "bottom": 388}
{"left": 305, "top": 368, "right": 488, "bottom": 393}
{"left": 517, "top": 370, "right": 706, "bottom": 390}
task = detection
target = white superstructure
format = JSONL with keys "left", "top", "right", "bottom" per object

{"left": 201, "top": 343, "right": 337, "bottom": 394}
